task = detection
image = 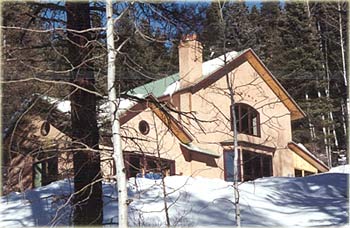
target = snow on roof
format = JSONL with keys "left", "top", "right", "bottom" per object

{"left": 202, "top": 50, "right": 239, "bottom": 77}
{"left": 41, "top": 95, "right": 71, "bottom": 113}
{"left": 41, "top": 94, "right": 142, "bottom": 119}
{"left": 296, "top": 143, "right": 328, "bottom": 168}
{"left": 99, "top": 97, "right": 139, "bottom": 117}
{"left": 129, "top": 50, "right": 243, "bottom": 98}
{"left": 162, "top": 80, "right": 180, "bottom": 96}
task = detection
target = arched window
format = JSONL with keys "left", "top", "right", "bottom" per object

{"left": 231, "top": 103, "right": 260, "bottom": 137}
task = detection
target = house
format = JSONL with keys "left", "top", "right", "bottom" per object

{"left": 103, "top": 34, "right": 329, "bottom": 181}
{"left": 2, "top": 35, "right": 329, "bottom": 194}
{"left": 2, "top": 96, "right": 73, "bottom": 194}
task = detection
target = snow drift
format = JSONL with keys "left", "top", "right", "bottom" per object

{"left": 1, "top": 166, "right": 349, "bottom": 227}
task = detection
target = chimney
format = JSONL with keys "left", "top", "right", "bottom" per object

{"left": 178, "top": 34, "right": 203, "bottom": 88}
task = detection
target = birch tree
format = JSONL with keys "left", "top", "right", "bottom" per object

{"left": 106, "top": 1, "right": 129, "bottom": 226}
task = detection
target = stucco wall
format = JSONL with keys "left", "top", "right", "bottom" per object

{"left": 121, "top": 61, "right": 295, "bottom": 179}
{"left": 293, "top": 152, "right": 318, "bottom": 174}
{"left": 179, "top": 61, "right": 294, "bottom": 178}
{"left": 3, "top": 114, "right": 72, "bottom": 193}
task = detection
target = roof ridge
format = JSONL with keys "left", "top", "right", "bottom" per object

{"left": 127, "top": 49, "right": 245, "bottom": 98}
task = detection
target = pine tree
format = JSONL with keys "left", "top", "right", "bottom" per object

{"left": 248, "top": 5, "right": 263, "bottom": 54}
{"left": 258, "top": 1, "right": 283, "bottom": 64}
{"left": 201, "top": 1, "right": 225, "bottom": 60}
{"left": 223, "top": 1, "right": 253, "bottom": 51}
{"left": 312, "top": 2, "right": 348, "bottom": 164}
{"left": 65, "top": 2, "right": 103, "bottom": 224}
{"left": 272, "top": 2, "right": 342, "bottom": 166}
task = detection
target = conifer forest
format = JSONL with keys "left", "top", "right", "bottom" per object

{"left": 0, "top": 1, "right": 348, "bottom": 227}
{"left": 2, "top": 1, "right": 347, "bottom": 166}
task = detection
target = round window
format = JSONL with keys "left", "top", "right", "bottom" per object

{"left": 138, "top": 120, "right": 150, "bottom": 135}
{"left": 40, "top": 120, "right": 50, "bottom": 136}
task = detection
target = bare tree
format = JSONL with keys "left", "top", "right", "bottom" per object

{"left": 106, "top": 1, "right": 129, "bottom": 226}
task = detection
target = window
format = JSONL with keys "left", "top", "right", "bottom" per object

{"left": 231, "top": 103, "right": 260, "bottom": 137}
{"left": 33, "top": 155, "right": 58, "bottom": 187}
{"left": 224, "top": 150, "right": 272, "bottom": 182}
{"left": 242, "top": 150, "right": 272, "bottom": 181}
{"left": 294, "top": 169, "right": 303, "bottom": 177}
{"left": 40, "top": 121, "right": 50, "bottom": 136}
{"left": 243, "top": 150, "right": 272, "bottom": 181}
{"left": 224, "top": 150, "right": 241, "bottom": 182}
{"left": 304, "top": 170, "right": 315, "bottom": 176}
{"left": 124, "top": 153, "right": 175, "bottom": 178}
{"left": 138, "top": 120, "right": 150, "bottom": 135}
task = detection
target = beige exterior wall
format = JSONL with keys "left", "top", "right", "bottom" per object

{"left": 121, "top": 107, "right": 190, "bottom": 176}
{"left": 121, "top": 61, "right": 295, "bottom": 179}
{"left": 3, "top": 115, "right": 73, "bottom": 193}
{"left": 293, "top": 151, "right": 318, "bottom": 174}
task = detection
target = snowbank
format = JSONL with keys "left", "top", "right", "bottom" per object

{"left": 329, "top": 164, "right": 350, "bottom": 174}
{"left": 0, "top": 172, "right": 348, "bottom": 227}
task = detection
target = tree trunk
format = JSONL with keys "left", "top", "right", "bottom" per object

{"left": 106, "top": 1, "right": 128, "bottom": 227}
{"left": 305, "top": 93, "right": 316, "bottom": 141}
{"left": 66, "top": 2, "right": 103, "bottom": 225}
{"left": 338, "top": 1, "right": 347, "bottom": 87}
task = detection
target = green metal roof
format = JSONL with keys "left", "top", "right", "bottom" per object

{"left": 127, "top": 73, "right": 179, "bottom": 98}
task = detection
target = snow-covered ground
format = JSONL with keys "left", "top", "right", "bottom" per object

{"left": 1, "top": 166, "right": 349, "bottom": 227}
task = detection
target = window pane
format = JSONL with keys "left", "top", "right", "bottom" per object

{"left": 295, "top": 169, "right": 303, "bottom": 177}
{"left": 146, "top": 158, "right": 158, "bottom": 173}
{"left": 251, "top": 113, "right": 258, "bottom": 136}
{"left": 241, "top": 106, "right": 249, "bottom": 133}
{"left": 234, "top": 105, "right": 239, "bottom": 131}
{"left": 33, "top": 163, "right": 42, "bottom": 188}
{"left": 225, "top": 152, "right": 234, "bottom": 181}
{"left": 128, "top": 156, "right": 141, "bottom": 177}
{"left": 234, "top": 104, "right": 260, "bottom": 136}
{"left": 262, "top": 155, "right": 272, "bottom": 177}
{"left": 243, "top": 151, "right": 272, "bottom": 181}
{"left": 304, "top": 171, "right": 314, "bottom": 176}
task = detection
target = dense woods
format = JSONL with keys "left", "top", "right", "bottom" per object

{"left": 200, "top": 1, "right": 348, "bottom": 166}
{"left": 3, "top": 1, "right": 346, "bottom": 164}
{"left": 1, "top": 0, "right": 348, "bottom": 225}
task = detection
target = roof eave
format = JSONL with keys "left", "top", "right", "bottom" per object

{"left": 168, "top": 49, "right": 306, "bottom": 121}
{"left": 244, "top": 49, "right": 306, "bottom": 121}
{"left": 288, "top": 141, "right": 329, "bottom": 172}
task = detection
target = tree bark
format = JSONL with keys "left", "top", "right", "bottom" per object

{"left": 66, "top": 2, "right": 103, "bottom": 225}
{"left": 106, "top": 1, "right": 128, "bottom": 227}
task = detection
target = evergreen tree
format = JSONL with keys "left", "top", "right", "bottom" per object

{"left": 312, "top": 2, "right": 348, "bottom": 163}
{"left": 201, "top": 1, "right": 225, "bottom": 60}
{"left": 224, "top": 1, "right": 253, "bottom": 51}
{"left": 248, "top": 5, "right": 263, "bottom": 54}
{"left": 258, "top": 1, "right": 283, "bottom": 64}
{"left": 278, "top": 3, "right": 325, "bottom": 151}
{"left": 65, "top": 2, "right": 103, "bottom": 224}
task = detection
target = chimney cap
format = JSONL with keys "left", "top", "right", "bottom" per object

{"left": 181, "top": 33, "right": 197, "bottom": 42}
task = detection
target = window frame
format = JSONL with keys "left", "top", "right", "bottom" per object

{"left": 223, "top": 149, "right": 242, "bottom": 182}
{"left": 124, "top": 153, "right": 175, "bottom": 178}
{"left": 224, "top": 149, "right": 273, "bottom": 182}
{"left": 231, "top": 103, "right": 261, "bottom": 137}
{"left": 242, "top": 150, "right": 272, "bottom": 181}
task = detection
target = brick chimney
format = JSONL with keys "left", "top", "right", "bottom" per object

{"left": 178, "top": 34, "right": 203, "bottom": 88}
